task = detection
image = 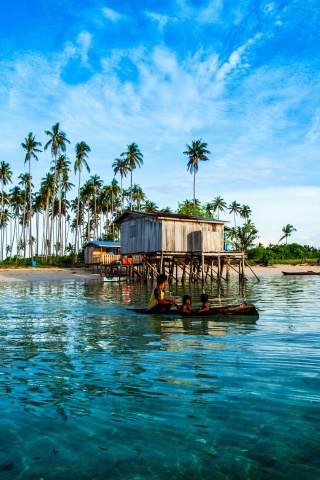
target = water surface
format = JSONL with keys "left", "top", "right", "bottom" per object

{"left": 0, "top": 276, "right": 319, "bottom": 479}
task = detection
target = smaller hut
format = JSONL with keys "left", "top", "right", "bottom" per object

{"left": 83, "top": 241, "right": 121, "bottom": 266}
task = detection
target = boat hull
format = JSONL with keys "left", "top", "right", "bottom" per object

{"left": 282, "top": 271, "right": 320, "bottom": 276}
{"left": 104, "top": 276, "right": 128, "bottom": 282}
{"left": 129, "top": 303, "right": 259, "bottom": 317}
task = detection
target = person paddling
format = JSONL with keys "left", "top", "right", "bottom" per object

{"left": 148, "top": 274, "right": 177, "bottom": 313}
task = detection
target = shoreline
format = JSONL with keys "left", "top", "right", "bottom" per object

{"left": 0, "top": 264, "right": 319, "bottom": 283}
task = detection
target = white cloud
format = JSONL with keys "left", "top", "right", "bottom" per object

{"left": 145, "top": 12, "right": 173, "bottom": 31}
{"left": 198, "top": 0, "right": 223, "bottom": 24}
{"left": 76, "top": 31, "right": 92, "bottom": 65}
{"left": 102, "top": 7, "right": 123, "bottom": 22}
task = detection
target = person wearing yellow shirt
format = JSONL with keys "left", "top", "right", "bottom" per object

{"left": 148, "top": 274, "right": 177, "bottom": 313}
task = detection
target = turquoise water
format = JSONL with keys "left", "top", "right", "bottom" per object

{"left": 0, "top": 277, "right": 319, "bottom": 480}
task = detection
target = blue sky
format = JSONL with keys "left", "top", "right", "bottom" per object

{"left": 1, "top": 0, "right": 320, "bottom": 246}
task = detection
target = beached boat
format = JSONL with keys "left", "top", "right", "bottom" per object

{"left": 282, "top": 271, "right": 320, "bottom": 276}
{"left": 104, "top": 276, "right": 128, "bottom": 282}
{"left": 129, "top": 302, "right": 259, "bottom": 317}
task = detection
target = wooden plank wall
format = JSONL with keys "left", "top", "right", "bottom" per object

{"left": 120, "top": 217, "right": 224, "bottom": 254}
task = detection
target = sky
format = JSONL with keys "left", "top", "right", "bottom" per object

{"left": 1, "top": 0, "right": 320, "bottom": 247}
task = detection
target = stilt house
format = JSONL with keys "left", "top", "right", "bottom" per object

{"left": 114, "top": 211, "right": 227, "bottom": 254}
{"left": 83, "top": 241, "right": 121, "bottom": 265}
{"left": 112, "top": 212, "right": 248, "bottom": 282}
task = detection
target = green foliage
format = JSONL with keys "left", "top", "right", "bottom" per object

{"left": 247, "top": 243, "right": 320, "bottom": 263}
{"left": 176, "top": 199, "right": 206, "bottom": 217}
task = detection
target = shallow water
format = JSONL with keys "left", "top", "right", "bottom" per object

{"left": 0, "top": 277, "right": 319, "bottom": 479}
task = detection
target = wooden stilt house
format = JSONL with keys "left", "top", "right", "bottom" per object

{"left": 112, "top": 211, "right": 248, "bottom": 282}
{"left": 83, "top": 241, "right": 121, "bottom": 266}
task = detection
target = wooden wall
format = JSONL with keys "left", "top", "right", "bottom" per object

{"left": 120, "top": 217, "right": 224, "bottom": 254}
{"left": 84, "top": 247, "right": 121, "bottom": 264}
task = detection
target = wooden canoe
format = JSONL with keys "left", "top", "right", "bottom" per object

{"left": 129, "top": 302, "right": 259, "bottom": 317}
{"left": 282, "top": 271, "right": 320, "bottom": 276}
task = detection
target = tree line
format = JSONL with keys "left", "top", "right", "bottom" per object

{"left": 1, "top": 127, "right": 300, "bottom": 264}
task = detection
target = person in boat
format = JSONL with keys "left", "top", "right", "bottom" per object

{"left": 148, "top": 274, "right": 177, "bottom": 313}
{"left": 179, "top": 295, "right": 192, "bottom": 314}
{"left": 197, "top": 293, "right": 210, "bottom": 313}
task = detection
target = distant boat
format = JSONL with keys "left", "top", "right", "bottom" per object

{"left": 282, "top": 271, "right": 320, "bottom": 276}
{"left": 104, "top": 276, "right": 128, "bottom": 282}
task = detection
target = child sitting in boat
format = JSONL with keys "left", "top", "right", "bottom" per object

{"left": 197, "top": 293, "right": 210, "bottom": 313}
{"left": 179, "top": 295, "right": 192, "bottom": 314}
{"left": 148, "top": 274, "right": 177, "bottom": 313}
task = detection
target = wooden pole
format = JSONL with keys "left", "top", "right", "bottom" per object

{"left": 226, "top": 261, "right": 230, "bottom": 280}
{"left": 245, "top": 260, "right": 260, "bottom": 282}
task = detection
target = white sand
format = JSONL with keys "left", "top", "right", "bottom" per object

{"left": 0, "top": 264, "right": 319, "bottom": 283}
{"left": 0, "top": 267, "right": 101, "bottom": 283}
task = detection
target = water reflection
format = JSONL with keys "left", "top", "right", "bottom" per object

{"left": 0, "top": 277, "right": 319, "bottom": 479}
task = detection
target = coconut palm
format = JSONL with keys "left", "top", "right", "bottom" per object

{"left": 21, "top": 132, "right": 42, "bottom": 261}
{"left": 74, "top": 141, "right": 90, "bottom": 260}
{"left": 112, "top": 157, "right": 130, "bottom": 212}
{"left": 0, "top": 161, "right": 13, "bottom": 227}
{"left": 232, "top": 221, "right": 258, "bottom": 252}
{"left": 279, "top": 224, "right": 297, "bottom": 244}
{"left": 213, "top": 196, "right": 227, "bottom": 220}
{"left": 131, "top": 184, "right": 146, "bottom": 211}
{"left": 183, "top": 139, "right": 210, "bottom": 207}
{"left": 18, "top": 173, "right": 33, "bottom": 258}
{"left": 0, "top": 208, "right": 11, "bottom": 260}
{"left": 9, "top": 186, "right": 24, "bottom": 258}
{"left": 39, "top": 173, "right": 54, "bottom": 258}
{"left": 120, "top": 143, "right": 143, "bottom": 210}
{"left": 89, "top": 174, "right": 103, "bottom": 239}
{"left": 204, "top": 202, "right": 214, "bottom": 218}
{"left": 52, "top": 154, "right": 71, "bottom": 253}
{"left": 143, "top": 200, "right": 158, "bottom": 213}
{"left": 240, "top": 204, "right": 252, "bottom": 224}
{"left": 44, "top": 123, "right": 70, "bottom": 259}
{"left": 80, "top": 180, "right": 94, "bottom": 243}
{"left": 228, "top": 201, "right": 241, "bottom": 228}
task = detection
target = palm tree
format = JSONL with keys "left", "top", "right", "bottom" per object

{"left": 0, "top": 161, "right": 13, "bottom": 227}
{"left": 80, "top": 180, "right": 94, "bottom": 243}
{"left": 9, "top": 186, "right": 24, "bottom": 259}
{"left": 240, "top": 204, "right": 252, "bottom": 224}
{"left": 112, "top": 157, "right": 130, "bottom": 212}
{"left": 52, "top": 154, "right": 71, "bottom": 254}
{"left": 228, "top": 201, "right": 241, "bottom": 228}
{"left": 177, "top": 198, "right": 204, "bottom": 216}
{"left": 120, "top": 143, "right": 143, "bottom": 210}
{"left": 131, "top": 184, "right": 146, "bottom": 211}
{"left": 279, "top": 224, "right": 297, "bottom": 244}
{"left": 44, "top": 123, "right": 70, "bottom": 259}
{"left": 143, "top": 200, "right": 158, "bottom": 213}
{"left": 232, "top": 221, "right": 259, "bottom": 252}
{"left": 21, "top": 132, "right": 42, "bottom": 261}
{"left": 183, "top": 139, "right": 210, "bottom": 207}
{"left": 74, "top": 141, "right": 90, "bottom": 261}
{"left": 39, "top": 173, "right": 54, "bottom": 258}
{"left": 89, "top": 174, "right": 103, "bottom": 239}
{"left": 204, "top": 202, "right": 214, "bottom": 218}
{"left": 213, "top": 196, "right": 227, "bottom": 220}
{"left": 18, "top": 173, "right": 33, "bottom": 258}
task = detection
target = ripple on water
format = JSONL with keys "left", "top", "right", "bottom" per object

{"left": 0, "top": 277, "right": 319, "bottom": 479}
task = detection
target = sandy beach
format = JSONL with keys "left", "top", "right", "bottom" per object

{"left": 0, "top": 264, "right": 320, "bottom": 283}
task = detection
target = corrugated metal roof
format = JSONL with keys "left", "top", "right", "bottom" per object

{"left": 83, "top": 241, "right": 121, "bottom": 248}
{"left": 114, "top": 210, "right": 229, "bottom": 224}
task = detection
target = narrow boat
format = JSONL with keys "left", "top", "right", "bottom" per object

{"left": 104, "top": 276, "right": 128, "bottom": 282}
{"left": 282, "top": 271, "right": 320, "bottom": 276}
{"left": 128, "top": 302, "right": 259, "bottom": 317}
